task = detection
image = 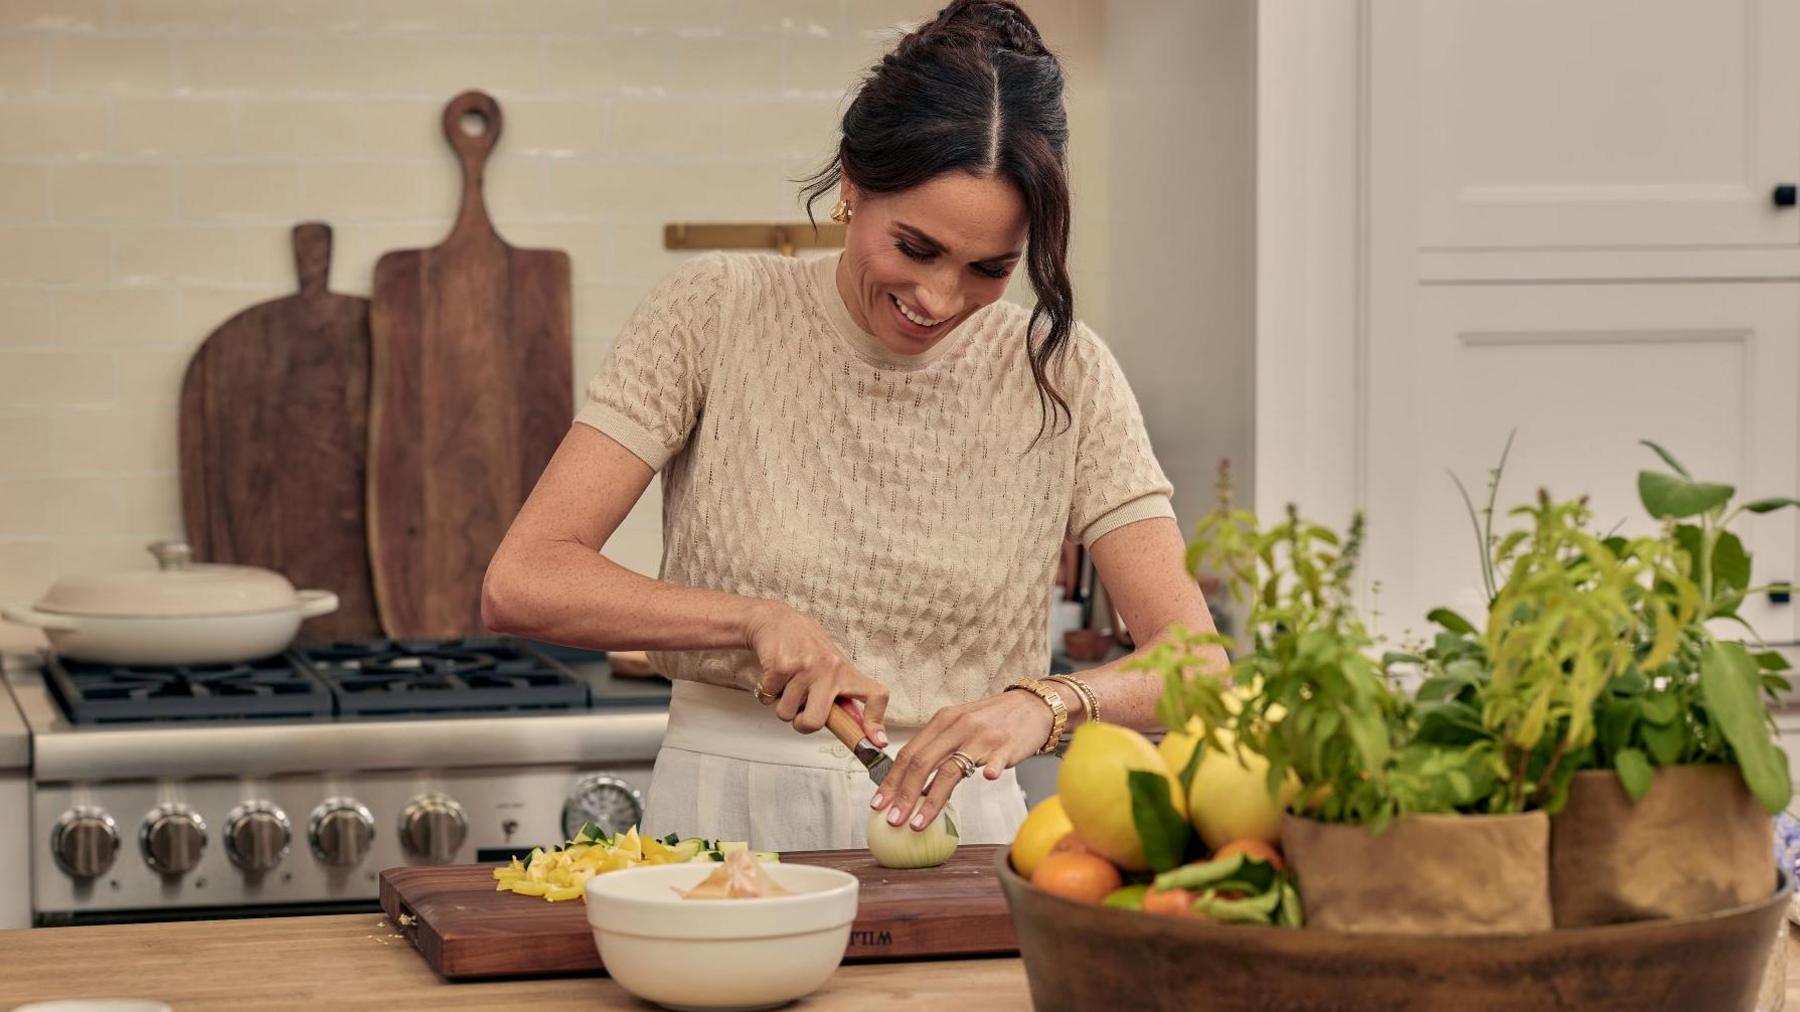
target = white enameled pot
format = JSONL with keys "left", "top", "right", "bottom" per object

{"left": 1, "top": 541, "right": 339, "bottom": 665}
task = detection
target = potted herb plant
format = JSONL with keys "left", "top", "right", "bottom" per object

{"left": 1549, "top": 442, "right": 1795, "bottom": 926}
{"left": 1150, "top": 486, "right": 1557, "bottom": 934}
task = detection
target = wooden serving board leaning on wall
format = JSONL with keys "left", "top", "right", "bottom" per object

{"left": 367, "top": 90, "right": 573, "bottom": 639}
{"left": 179, "top": 222, "right": 382, "bottom": 641}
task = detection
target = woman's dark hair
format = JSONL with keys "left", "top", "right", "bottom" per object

{"left": 799, "top": 0, "right": 1073, "bottom": 440}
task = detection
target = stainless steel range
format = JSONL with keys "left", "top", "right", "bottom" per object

{"left": 6, "top": 638, "right": 668, "bottom": 926}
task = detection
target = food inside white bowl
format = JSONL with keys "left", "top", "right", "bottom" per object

{"left": 585, "top": 858, "right": 859, "bottom": 1011}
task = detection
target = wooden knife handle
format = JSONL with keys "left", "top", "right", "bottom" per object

{"left": 825, "top": 699, "right": 872, "bottom": 750}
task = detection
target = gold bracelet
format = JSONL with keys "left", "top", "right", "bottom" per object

{"left": 1006, "top": 678, "right": 1068, "bottom": 755}
{"left": 1047, "top": 674, "right": 1100, "bottom": 727}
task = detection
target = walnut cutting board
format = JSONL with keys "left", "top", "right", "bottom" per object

{"left": 367, "top": 90, "right": 573, "bottom": 639}
{"left": 378, "top": 846, "right": 1018, "bottom": 980}
{"left": 178, "top": 222, "right": 381, "bottom": 642}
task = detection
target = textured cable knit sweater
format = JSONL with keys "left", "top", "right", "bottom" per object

{"left": 575, "top": 251, "right": 1174, "bottom": 726}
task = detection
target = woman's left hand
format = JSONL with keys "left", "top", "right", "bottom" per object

{"left": 871, "top": 690, "right": 1052, "bottom": 832}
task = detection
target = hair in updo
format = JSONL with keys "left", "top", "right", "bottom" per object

{"left": 799, "top": 0, "right": 1074, "bottom": 441}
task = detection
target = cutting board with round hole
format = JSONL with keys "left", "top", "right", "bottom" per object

{"left": 178, "top": 222, "right": 381, "bottom": 642}
{"left": 367, "top": 90, "right": 573, "bottom": 639}
{"left": 378, "top": 845, "right": 1018, "bottom": 980}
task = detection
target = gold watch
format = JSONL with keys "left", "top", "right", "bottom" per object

{"left": 1006, "top": 678, "right": 1068, "bottom": 755}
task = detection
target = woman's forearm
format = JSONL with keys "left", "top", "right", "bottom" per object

{"left": 1055, "top": 624, "right": 1229, "bottom": 732}
{"left": 482, "top": 537, "right": 768, "bottom": 653}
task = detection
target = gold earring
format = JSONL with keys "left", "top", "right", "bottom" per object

{"left": 830, "top": 199, "right": 853, "bottom": 224}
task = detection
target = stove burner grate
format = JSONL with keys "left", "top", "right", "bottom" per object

{"left": 45, "top": 655, "right": 332, "bottom": 724}
{"left": 296, "top": 638, "right": 591, "bottom": 716}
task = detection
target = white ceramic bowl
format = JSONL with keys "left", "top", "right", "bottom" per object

{"left": 585, "top": 863, "right": 859, "bottom": 1012}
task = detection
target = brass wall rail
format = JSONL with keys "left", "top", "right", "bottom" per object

{"left": 663, "top": 222, "right": 846, "bottom": 257}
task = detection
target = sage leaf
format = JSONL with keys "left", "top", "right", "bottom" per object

{"left": 1641, "top": 719, "right": 1686, "bottom": 766}
{"left": 1639, "top": 471, "right": 1734, "bottom": 520}
{"left": 1615, "top": 747, "right": 1653, "bottom": 800}
{"left": 1426, "top": 607, "right": 1479, "bottom": 637}
{"left": 1745, "top": 497, "right": 1800, "bottom": 514}
{"left": 1755, "top": 650, "right": 1792, "bottom": 673}
{"left": 1712, "top": 531, "right": 1751, "bottom": 596}
{"left": 1700, "top": 641, "right": 1794, "bottom": 814}
{"left": 1640, "top": 693, "right": 1680, "bottom": 726}
{"left": 1128, "top": 769, "right": 1191, "bottom": 873}
{"left": 1640, "top": 439, "right": 1693, "bottom": 479}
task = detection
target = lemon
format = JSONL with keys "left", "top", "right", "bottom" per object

{"left": 1009, "top": 795, "right": 1074, "bottom": 879}
{"left": 1154, "top": 695, "right": 1300, "bottom": 849}
{"left": 1158, "top": 715, "right": 1205, "bottom": 779}
{"left": 1187, "top": 727, "right": 1301, "bottom": 849}
{"left": 1057, "top": 723, "right": 1186, "bottom": 871}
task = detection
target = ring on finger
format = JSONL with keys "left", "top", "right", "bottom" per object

{"left": 948, "top": 751, "right": 980, "bottom": 779}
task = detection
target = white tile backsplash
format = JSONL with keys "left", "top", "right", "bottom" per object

{"left": 0, "top": 0, "right": 1107, "bottom": 650}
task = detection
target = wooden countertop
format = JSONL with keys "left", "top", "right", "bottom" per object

{"left": 3, "top": 912, "right": 1798, "bottom": 1010}
{"left": 0, "top": 913, "right": 1032, "bottom": 1010}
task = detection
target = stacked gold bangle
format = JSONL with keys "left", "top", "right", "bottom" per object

{"left": 1005, "top": 678, "right": 1068, "bottom": 755}
{"left": 1047, "top": 674, "right": 1100, "bottom": 727}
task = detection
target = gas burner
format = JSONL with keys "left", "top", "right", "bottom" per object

{"left": 45, "top": 655, "right": 331, "bottom": 725}
{"left": 296, "top": 638, "right": 590, "bottom": 717}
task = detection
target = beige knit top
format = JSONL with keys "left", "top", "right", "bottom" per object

{"left": 575, "top": 251, "right": 1174, "bottom": 726}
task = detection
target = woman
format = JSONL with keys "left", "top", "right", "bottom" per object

{"left": 483, "top": 0, "right": 1224, "bottom": 851}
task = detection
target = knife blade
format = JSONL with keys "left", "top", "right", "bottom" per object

{"left": 825, "top": 699, "right": 894, "bottom": 786}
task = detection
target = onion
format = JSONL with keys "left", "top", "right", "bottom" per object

{"left": 867, "top": 802, "right": 960, "bottom": 869}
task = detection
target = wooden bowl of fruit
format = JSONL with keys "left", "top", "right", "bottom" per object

{"left": 1004, "top": 719, "right": 1792, "bottom": 1012}
{"left": 997, "top": 849, "right": 1789, "bottom": 1012}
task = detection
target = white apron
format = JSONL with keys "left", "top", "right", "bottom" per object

{"left": 642, "top": 680, "right": 1030, "bottom": 851}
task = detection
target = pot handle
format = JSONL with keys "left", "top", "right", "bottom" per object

{"left": 1, "top": 605, "right": 79, "bottom": 631}
{"left": 296, "top": 590, "right": 340, "bottom": 620}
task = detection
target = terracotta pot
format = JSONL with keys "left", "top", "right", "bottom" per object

{"left": 1062, "top": 628, "right": 1112, "bottom": 662}
{"left": 1551, "top": 764, "right": 1773, "bottom": 927}
{"left": 1280, "top": 811, "right": 1553, "bottom": 934}
{"left": 996, "top": 849, "right": 1790, "bottom": 1012}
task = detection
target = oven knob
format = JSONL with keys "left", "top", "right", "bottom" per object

{"left": 141, "top": 804, "right": 207, "bottom": 876}
{"left": 224, "top": 801, "right": 291, "bottom": 872}
{"left": 52, "top": 806, "right": 119, "bottom": 879}
{"left": 308, "top": 798, "right": 376, "bottom": 867}
{"left": 400, "top": 793, "right": 467, "bottom": 863}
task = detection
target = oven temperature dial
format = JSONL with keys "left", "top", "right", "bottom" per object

{"left": 52, "top": 806, "right": 119, "bottom": 879}
{"left": 225, "top": 801, "right": 292, "bottom": 872}
{"left": 561, "top": 774, "right": 645, "bottom": 840}
{"left": 308, "top": 798, "right": 376, "bottom": 867}
{"left": 141, "top": 804, "right": 207, "bottom": 876}
{"left": 400, "top": 793, "right": 467, "bottom": 863}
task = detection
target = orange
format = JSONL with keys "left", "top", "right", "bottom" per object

{"left": 1212, "top": 838, "right": 1284, "bottom": 871}
{"left": 1050, "top": 831, "right": 1091, "bottom": 857}
{"left": 1141, "top": 886, "right": 1199, "bottom": 917}
{"left": 1030, "top": 852, "right": 1123, "bottom": 904}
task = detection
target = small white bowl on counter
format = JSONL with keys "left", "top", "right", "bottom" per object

{"left": 584, "top": 862, "right": 860, "bottom": 1011}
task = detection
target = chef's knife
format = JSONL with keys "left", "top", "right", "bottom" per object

{"left": 826, "top": 699, "right": 894, "bottom": 786}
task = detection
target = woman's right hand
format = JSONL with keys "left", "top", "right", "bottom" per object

{"left": 742, "top": 599, "right": 890, "bottom": 747}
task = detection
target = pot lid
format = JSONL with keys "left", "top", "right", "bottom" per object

{"left": 36, "top": 542, "right": 306, "bottom": 618}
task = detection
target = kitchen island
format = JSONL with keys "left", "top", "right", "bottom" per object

{"left": 1, "top": 912, "right": 1797, "bottom": 1010}
{"left": 0, "top": 912, "right": 1032, "bottom": 1010}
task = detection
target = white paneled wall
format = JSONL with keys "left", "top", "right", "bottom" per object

{"left": 0, "top": 0, "right": 1107, "bottom": 650}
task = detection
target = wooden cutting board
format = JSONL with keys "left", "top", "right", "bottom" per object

{"left": 367, "top": 90, "right": 573, "bottom": 639}
{"left": 378, "top": 845, "right": 1018, "bottom": 980}
{"left": 178, "top": 222, "right": 381, "bottom": 642}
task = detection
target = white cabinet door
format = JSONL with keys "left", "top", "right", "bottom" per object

{"left": 1416, "top": 0, "right": 1800, "bottom": 249}
{"left": 1363, "top": 282, "right": 1800, "bottom": 645}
